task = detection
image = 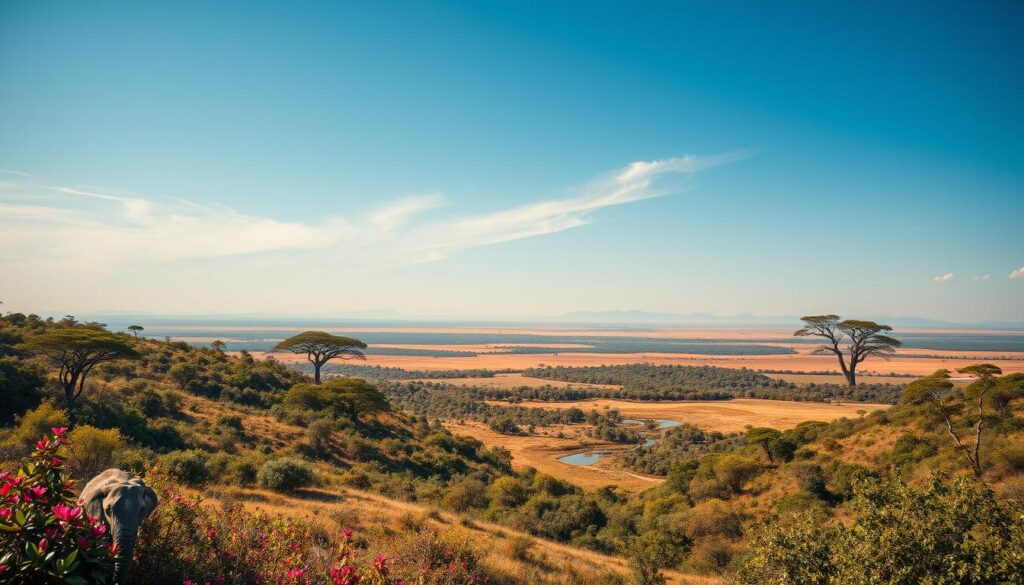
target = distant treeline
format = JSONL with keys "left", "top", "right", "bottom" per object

{"left": 322, "top": 364, "right": 505, "bottom": 380}
{"left": 520, "top": 364, "right": 904, "bottom": 404}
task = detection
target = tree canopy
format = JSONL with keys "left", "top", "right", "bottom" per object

{"left": 272, "top": 331, "right": 366, "bottom": 384}
{"left": 902, "top": 364, "right": 1007, "bottom": 477}
{"left": 19, "top": 328, "right": 140, "bottom": 413}
{"left": 283, "top": 378, "right": 389, "bottom": 421}
{"left": 794, "top": 315, "right": 901, "bottom": 387}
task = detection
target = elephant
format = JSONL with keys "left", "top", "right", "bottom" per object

{"left": 80, "top": 469, "right": 158, "bottom": 585}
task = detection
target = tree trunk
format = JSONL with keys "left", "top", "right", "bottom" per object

{"left": 847, "top": 367, "right": 857, "bottom": 387}
{"left": 313, "top": 362, "right": 322, "bottom": 384}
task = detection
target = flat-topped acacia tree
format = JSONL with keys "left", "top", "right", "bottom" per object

{"left": 794, "top": 315, "right": 901, "bottom": 387}
{"left": 19, "top": 328, "right": 140, "bottom": 417}
{"left": 273, "top": 331, "right": 367, "bottom": 384}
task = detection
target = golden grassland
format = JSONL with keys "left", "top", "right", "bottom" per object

{"left": 483, "top": 398, "right": 891, "bottom": 434}
{"left": 254, "top": 346, "right": 1024, "bottom": 376}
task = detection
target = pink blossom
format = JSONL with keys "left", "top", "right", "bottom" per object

{"left": 51, "top": 427, "right": 67, "bottom": 436}
{"left": 52, "top": 503, "right": 82, "bottom": 522}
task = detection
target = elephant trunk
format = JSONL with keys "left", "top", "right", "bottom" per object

{"left": 112, "top": 527, "right": 137, "bottom": 585}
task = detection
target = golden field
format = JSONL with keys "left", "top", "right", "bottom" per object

{"left": 483, "top": 398, "right": 891, "bottom": 434}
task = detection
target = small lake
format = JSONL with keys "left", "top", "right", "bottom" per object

{"left": 622, "top": 418, "right": 680, "bottom": 429}
{"left": 559, "top": 451, "right": 610, "bottom": 466}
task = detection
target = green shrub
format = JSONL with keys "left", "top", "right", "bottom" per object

{"left": 258, "top": 456, "right": 315, "bottom": 492}
{"left": 161, "top": 449, "right": 211, "bottom": 485}
{"left": 66, "top": 424, "right": 125, "bottom": 479}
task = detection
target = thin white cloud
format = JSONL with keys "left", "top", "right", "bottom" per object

{"left": 0, "top": 153, "right": 742, "bottom": 272}
{"left": 972, "top": 274, "right": 992, "bottom": 281}
{"left": 933, "top": 273, "right": 955, "bottom": 283}
{"left": 0, "top": 169, "right": 39, "bottom": 179}
{"left": 403, "top": 153, "right": 745, "bottom": 261}
{"left": 1011, "top": 267, "right": 1024, "bottom": 280}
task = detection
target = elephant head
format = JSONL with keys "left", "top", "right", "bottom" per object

{"left": 80, "top": 469, "right": 158, "bottom": 585}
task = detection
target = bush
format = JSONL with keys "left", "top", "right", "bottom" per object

{"left": 161, "top": 449, "right": 211, "bottom": 485}
{"left": 66, "top": 424, "right": 125, "bottom": 479}
{"left": 257, "top": 457, "right": 315, "bottom": 492}
{"left": 0, "top": 427, "right": 115, "bottom": 583}
{"left": 738, "top": 476, "right": 1024, "bottom": 584}
{"left": 1, "top": 402, "right": 68, "bottom": 455}
{"left": 504, "top": 535, "right": 535, "bottom": 560}
{"left": 442, "top": 477, "right": 488, "bottom": 512}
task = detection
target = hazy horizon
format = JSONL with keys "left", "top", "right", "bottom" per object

{"left": 2, "top": 2, "right": 1022, "bottom": 322}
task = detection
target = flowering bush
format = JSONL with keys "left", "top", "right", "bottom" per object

{"left": 0, "top": 427, "right": 115, "bottom": 585}
{"left": 135, "top": 476, "right": 490, "bottom": 585}
{"left": 3, "top": 429, "right": 491, "bottom": 585}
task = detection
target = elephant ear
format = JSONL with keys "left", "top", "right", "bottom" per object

{"left": 81, "top": 482, "right": 110, "bottom": 523}
{"left": 140, "top": 485, "right": 158, "bottom": 523}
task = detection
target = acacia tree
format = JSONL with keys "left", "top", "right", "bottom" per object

{"left": 210, "top": 339, "right": 227, "bottom": 353}
{"left": 127, "top": 324, "right": 144, "bottom": 337}
{"left": 272, "top": 331, "right": 366, "bottom": 384}
{"left": 901, "top": 364, "right": 1003, "bottom": 477}
{"left": 19, "top": 328, "right": 140, "bottom": 418}
{"left": 794, "top": 315, "right": 900, "bottom": 386}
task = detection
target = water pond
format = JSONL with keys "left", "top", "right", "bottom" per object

{"left": 558, "top": 451, "right": 611, "bottom": 466}
{"left": 622, "top": 418, "right": 680, "bottom": 429}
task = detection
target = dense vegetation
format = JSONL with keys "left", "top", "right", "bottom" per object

{"left": 522, "top": 364, "right": 904, "bottom": 403}
{"left": 2, "top": 312, "right": 1023, "bottom": 584}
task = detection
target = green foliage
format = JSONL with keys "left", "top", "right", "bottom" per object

{"left": 273, "top": 331, "right": 367, "bottom": 383}
{"left": 0, "top": 357, "right": 46, "bottom": 424}
{"left": 257, "top": 457, "right": 314, "bottom": 492}
{"left": 739, "top": 475, "right": 1024, "bottom": 584}
{"left": 65, "top": 425, "right": 124, "bottom": 479}
{"left": 19, "top": 327, "right": 140, "bottom": 409}
{"left": 0, "top": 428, "right": 115, "bottom": 584}
{"left": 282, "top": 378, "right": 389, "bottom": 421}
{"left": 160, "top": 449, "right": 211, "bottom": 486}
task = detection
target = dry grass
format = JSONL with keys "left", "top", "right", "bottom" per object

{"left": 256, "top": 348, "right": 1024, "bottom": 376}
{"left": 199, "top": 484, "right": 723, "bottom": 585}
{"left": 485, "top": 398, "right": 890, "bottom": 434}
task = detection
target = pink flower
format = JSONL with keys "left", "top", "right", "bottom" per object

{"left": 49, "top": 457, "right": 62, "bottom": 466}
{"left": 207, "top": 528, "right": 217, "bottom": 539}
{"left": 38, "top": 538, "right": 48, "bottom": 552}
{"left": 91, "top": 523, "right": 107, "bottom": 538}
{"left": 52, "top": 503, "right": 82, "bottom": 522}
{"left": 285, "top": 567, "right": 304, "bottom": 578}
{"left": 77, "top": 536, "right": 90, "bottom": 550}
{"left": 0, "top": 508, "right": 12, "bottom": 522}
{"left": 36, "top": 440, "right": 49, "bottom": 450}
{"left": 183, "top": 580, "right": 196, "bottom": 585}
{"left": 51, "top": 427, "right": 67, "bottom": 436}
{"left": 341, "top": 528, "right": 353, "bottom": 539}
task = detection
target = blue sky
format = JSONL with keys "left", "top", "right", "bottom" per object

{"left": 1, "top": 1, "right": 1022, "bottom": 322}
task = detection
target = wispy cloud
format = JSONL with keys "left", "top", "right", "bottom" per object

{"left": 933, "top": 273, "right": 955, "bottom": 283}
{"left": 1011, "top": 267, "right": 1024, "bottom": 280}
{"left": 972, "top": 274, "right": 991, "bottom": 281}
{"left": 403, "top": 153, "right": 746, "bottom": 262}
{"left": 0, "top": 154, "right": 741, "bottom": 272}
